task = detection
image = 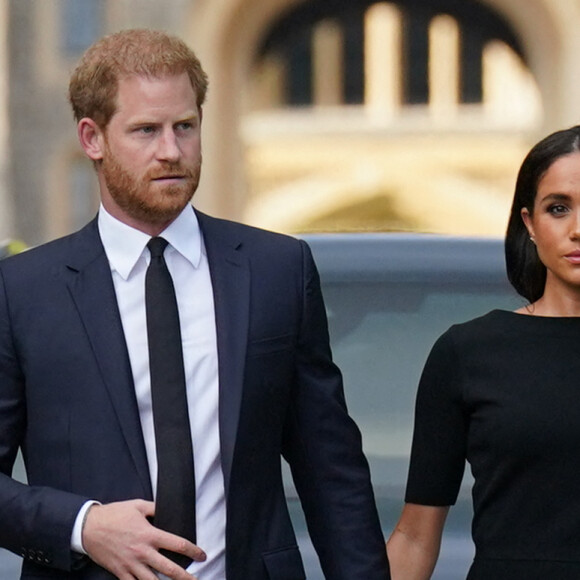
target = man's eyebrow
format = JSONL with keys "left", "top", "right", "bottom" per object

{"left": 126, "top": 110, "right": 199, "bottom": 127}
{"left": 175, "top": 113, "right": 200, "bottom": 123}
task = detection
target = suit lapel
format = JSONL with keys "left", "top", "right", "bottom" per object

{"left": 64, "top": 220, "right": 152, "bottom": 498}
{"left": 197, "top": 212, "right": 250, "bottom": 496}
{"left": 64, "top": 213, "right": 250, "bottom": 499}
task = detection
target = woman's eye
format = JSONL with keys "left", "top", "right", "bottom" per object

{"left": 548, "top": 204, "right": 569, "bottom": 215}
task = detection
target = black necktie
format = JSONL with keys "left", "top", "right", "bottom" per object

{"left": 145, "top": 237, "right": 196, "bottom": 567}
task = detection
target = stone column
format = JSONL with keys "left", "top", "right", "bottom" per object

{"left": 312, "top": 19, "right": 343, "bottom": 106}
{"left": 364, "top": 2, "right": 402, "bottom": 120}
{"left": 429, "top": 14, "right": 460, "bottom": 121}
{"left": 0, "top": 0, "right": 12, "bottom": 240}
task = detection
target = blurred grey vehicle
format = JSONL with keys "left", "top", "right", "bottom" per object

{"left": 291, "top": 233, "right": 521, "bottom": 579}
{"left": 0, "top": 234, "right": 521, "bottom": 579}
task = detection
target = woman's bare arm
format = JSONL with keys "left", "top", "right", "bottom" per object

{"left": 386, "top": 503, "right": 449, "bottom": 580}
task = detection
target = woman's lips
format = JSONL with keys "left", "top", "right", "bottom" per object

{"left": 565, "top": 250, "right": 580, "bottom": 264}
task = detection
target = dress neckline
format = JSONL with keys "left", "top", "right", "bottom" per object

{"left": 492, "top": 308, "right": 580, "bottom": 320}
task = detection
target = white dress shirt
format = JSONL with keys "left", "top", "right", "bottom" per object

{"left": 73, "top": 204, "right": 226, "bottom": 579}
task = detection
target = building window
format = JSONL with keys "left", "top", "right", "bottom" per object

{"left": 61, "top": 0, "right": 104, "bottom": 56}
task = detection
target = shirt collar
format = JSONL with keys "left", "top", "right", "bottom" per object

{"left": 98, "top": 204, "right": 202, "bottom": 280}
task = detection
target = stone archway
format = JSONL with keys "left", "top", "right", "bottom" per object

{"left": 187, "top": 0, "right": 580, "bottom": 222}
{"left": 481, "top": 0, "right": 580, "bottom": 132}
{"left": 187, "top": 0, "right": 307, "bottom": 219}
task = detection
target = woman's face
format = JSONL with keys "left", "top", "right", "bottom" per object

{"left": 522, "top": 152, "right": 580, "bottom": 295}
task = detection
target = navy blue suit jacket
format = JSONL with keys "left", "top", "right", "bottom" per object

{"left": 0, "top": 211, "right": 389, "bottom": 579}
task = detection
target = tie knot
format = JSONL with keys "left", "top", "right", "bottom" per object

{"left": 147, "top": 237, "right": 169, "bottom": 258}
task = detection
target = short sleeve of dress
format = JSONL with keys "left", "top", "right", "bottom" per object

{"left": 405, "top": 328, "right": 467, "bottom": 506}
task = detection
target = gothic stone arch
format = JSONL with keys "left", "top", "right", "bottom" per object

{"left": 187, "top": 0, "right": 580, "bottom": 221}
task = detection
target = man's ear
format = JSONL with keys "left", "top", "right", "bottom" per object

{"left": 77, "top": 118, "right": 105, "bottom": 161}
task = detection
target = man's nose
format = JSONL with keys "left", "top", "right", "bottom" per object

{"left": 156, "top": 130, "right": 181, "bottom": 162}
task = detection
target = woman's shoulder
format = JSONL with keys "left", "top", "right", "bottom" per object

{"left": 444, "top": 309, "right": 511, "bottom": 336}
{"left": 436, "top": 310, "right": 521, "bottom": 352}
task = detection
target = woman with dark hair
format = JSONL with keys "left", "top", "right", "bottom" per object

{"left": 386, "top": 125, "right": 580, "bottom": 579}
{"left": 506, "top": 125, "right": 580, "bottom": 303}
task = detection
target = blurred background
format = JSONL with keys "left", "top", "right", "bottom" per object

{"left": 1, "top": 0, "right": 580, "bottom": 246}
{"left": 0, "top": 2, "right": 577, "bottom": 575}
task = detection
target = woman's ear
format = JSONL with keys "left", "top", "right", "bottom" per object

{"left": 77, "top": 118, "right": 105, "bottom": 162}
{"left": 521, "top": 207, "right": 535, "bottom": 242}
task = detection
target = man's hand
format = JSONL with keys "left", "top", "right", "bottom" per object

{"left": 82, "top": 500, "right": 206, "bottom": 580}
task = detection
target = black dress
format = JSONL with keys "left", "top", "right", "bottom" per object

{"left": 405, "top": 310, "right": 580, "bottom": 579}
